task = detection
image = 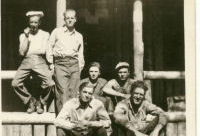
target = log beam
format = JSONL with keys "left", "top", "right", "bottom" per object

{"left": 1, "top": 71, "right": 185, "bottom": 79}
{"left": 57, "top": 0, "right": 66, "bottom": 27}
{"left": 144, "top": 71, "right": 185, "bottom": 79}
{"left": 1, "top": 112, "right": 185, "bottom": 124}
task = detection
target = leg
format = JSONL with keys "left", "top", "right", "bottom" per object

{"left": 54, "top": 63, "right": 71, "bottom": 114}
{"left": 12, "top": 63, "right": 32, "bottom": 104}
{"left": 91, "top": 127, "right": 108, "bottom": 136}
{"left": 33, "top": 61, "right": 55, "bottom": 105}
{"left": 68, "top": 62, "right": 80, "bottom": 99}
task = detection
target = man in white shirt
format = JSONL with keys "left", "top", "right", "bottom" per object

{"left": 47, "top": 9, "right": 85, "bottom": 115}
{"left": 12, "top": 11, "right": 55, "bottom": 114}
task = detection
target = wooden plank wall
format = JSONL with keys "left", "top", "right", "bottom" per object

{"left": 2, "top": 125, "right": 57, "bottom": 136}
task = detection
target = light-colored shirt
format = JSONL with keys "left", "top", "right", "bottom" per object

{"left": 114, "top": 99, "right": 167, "bottom": 132}
{"left": 19, "top": 29, "right": 49, "bottom": 56}
{"left": 55, "top": 98, "right": 111, "bottom": 136}
{"left": 47, "top": 26, "right": 85, "bottom": 70}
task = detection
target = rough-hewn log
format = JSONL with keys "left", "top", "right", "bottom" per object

{"left": 166, "top": 112, "right": 186, "bottom": 122}
{"left": 144, "top": 71, "right": 185, "bottom": 79}
{"left": 133, "top": 0, "right": 144, "bottom": 80}
{"left": 2, "top": 112, "right": 55, "bottom": 124}
{"left": 57, "top": 0, "right": 66, "bottom": 27}
{"left": 2, "top": 112, "right": 185, "bottom": 124}
{"left": 1, "top": 71, "right": 185, "bottom": 80}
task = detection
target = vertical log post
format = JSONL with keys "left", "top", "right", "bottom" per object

{"left": 57, "top": 0, "right": 66, "bottom": 27}
{"left": 133, "top": 0, "right": 152, "bottom": 102}
{"left": 133, "top": 0, "right": 144, "bottom": 81}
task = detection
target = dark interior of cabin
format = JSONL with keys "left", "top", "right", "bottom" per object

{"left": 1, "top": 0, "right": 185, "bottom": 111}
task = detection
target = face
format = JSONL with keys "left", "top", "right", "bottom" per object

{"left": 117, "top": 68, "right": 130, "bottom": 81}
{"left": 132, "top": 88, "right": 145, "bottom": 105}
{"left": 29, "top": 16, "right": 40, "bottom": 33}
{"left": 89, "top": 66, "right": 100, "bottom": 80}
{"left": 64, "top": 11, "right": 76, "bottom": 28}
{"left": 80, "top": 87, "right": 94, "bottom": 103}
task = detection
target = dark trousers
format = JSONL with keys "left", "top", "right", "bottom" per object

{"left": 57, "top": 127, "right": 107, "bottom": 136}
{"left": 12, "top": 55, "right": 55, "bottom": 104}
{"left": 54, "top": 57, "right": 80, "bottom": 114}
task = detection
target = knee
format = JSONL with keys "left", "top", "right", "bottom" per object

{"left": 96, "top": 127, "right": 108, "bottom": 136}
{"left": 41, "top": 80, "right": 55, "bottom": 89}
{"left": 11, "top": 79, "right": 19, "bottom": 88}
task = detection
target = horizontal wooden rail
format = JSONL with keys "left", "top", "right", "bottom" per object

{"left": 1, "top": 70, "right": 16, "bottom": 79}
{"left": 2, "top": 112, "right": 56, "bottom": 124}
{"left": 1, "top": 71, "right": 185, "bottom": 80}
{"left": 143, "top": 71, "right": 185, "bottom": 79}
{"left": 2, "top": 112, "right": 185, "bottom": 124}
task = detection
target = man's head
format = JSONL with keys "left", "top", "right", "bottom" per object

{"left": 26, "top": 11, "right": 44, "bottom": 34}
{"left": 115, "top": 62, "right": 130, "bottom": 81}
{"left": 79, "top": 82, "right": 94, "bottom": 103}
{"left": 130, "top": 81, "right": 148, "bottom": 106}
{"left": 63, "top": 9, "right": 77, "bottom": 29}
{"left": 88, "top": 62, "right": 101, "bottom": 81}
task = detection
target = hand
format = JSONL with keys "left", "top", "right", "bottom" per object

{"left": 24, "top": 27, "right": 30, "bottom": 37}
{"left": 71, "top": 120, "right": 88, "bottom": 131}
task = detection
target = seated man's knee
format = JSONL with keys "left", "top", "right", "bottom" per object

{"left": 11, "top": 79, "right": 20, "bottom": 88}
{"left": 95, "top": 127, "right": 108, "bottom": 136}
{"left": 41, "top": 80, "right": 55, "bottom": 89}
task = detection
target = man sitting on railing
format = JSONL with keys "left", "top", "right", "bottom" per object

{"left": 54, "top": 82, "right": 112, "bottom": 136}
{"left": 11, "top": 11, "right": 55, "bottom": 114}
{"left": 114, "top": 81, "right": 167, "bottom": 136}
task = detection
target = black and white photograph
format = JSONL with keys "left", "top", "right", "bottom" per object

{"left": 1, "top": 0, "right": 196, "bottom": 136}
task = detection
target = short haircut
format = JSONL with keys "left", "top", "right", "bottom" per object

{"left": 130, "top": 80, "right": 148, "bottom": 95}
{"left": 79, "top": 82, "right": 94, "bottom": 93}
{"left": 63, "top": 9, "right": 76, "bottom": 18}
{"left": 88, "top": 62, "right": 101, "bottom": 71}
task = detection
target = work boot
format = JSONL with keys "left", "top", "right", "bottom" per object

{"left": 36, "top": 100, "right": 44, "bottom": 114}
{"left": 27, "top": 97, "right": 36, "bottom": 114}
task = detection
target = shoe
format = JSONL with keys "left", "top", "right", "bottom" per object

{"left": 27, "top": 97, "right": 36, "bottom": 114}
{"left": 35, "top": 100, "right": 44, "bottom": 114}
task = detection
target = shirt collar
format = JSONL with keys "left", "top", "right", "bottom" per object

{"left": 75, "top": 98, "right": 93, "bottom": 110}
{"left": 63, "top": 25, "right": 76, "bottom": 34}
{"left": 127, "top": 98, "right": 145, "bottom": 115}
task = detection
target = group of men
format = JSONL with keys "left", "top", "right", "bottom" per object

{"left": 11, "top": 9, "right": 168, "bottom": 136}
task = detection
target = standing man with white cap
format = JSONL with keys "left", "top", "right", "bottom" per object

{"left": 12, "top": 11, "right": 55, "bottom": 114}
{"left": 47, "top": 9, "right": 85, "bottom": 114}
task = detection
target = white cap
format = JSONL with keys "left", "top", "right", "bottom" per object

{"left": 115, "top": 62, "right": 130, "bottom": 70}
{"left": 26, "top": 11, "right": 44, "bottom": 17}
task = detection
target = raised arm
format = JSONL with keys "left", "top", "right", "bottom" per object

{"left": 102, "top": 80, "right": 129, "bottom": 98}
